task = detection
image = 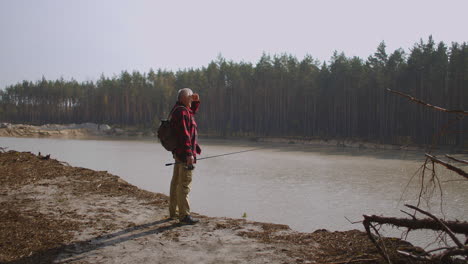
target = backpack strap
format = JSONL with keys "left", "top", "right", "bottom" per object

{"left": 168, "top": 105, "right": 188, "bottom": 120}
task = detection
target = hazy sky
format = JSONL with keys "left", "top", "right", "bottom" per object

{"left": 0, "top": 0, "right": 466, "bottom": 89}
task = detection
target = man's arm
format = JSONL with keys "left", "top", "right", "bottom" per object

{"left": 191, "top": 94, "right": 200, "bottom": 114}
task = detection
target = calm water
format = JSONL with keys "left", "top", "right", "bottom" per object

{"left": 1, "top": 136, "right": 467, "bottom": 246}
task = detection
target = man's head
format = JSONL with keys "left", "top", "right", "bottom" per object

{"left": 178, "top": 88, "right": 194, "bottom": 107}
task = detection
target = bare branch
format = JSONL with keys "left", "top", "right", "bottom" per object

{"left": 344, "top": 216, "right": 362, "bottom": 224}
{"left": 425, "top": 153, "right": 468, "bottom": 179}
{"left": 442, "top": 179, "right": 467, "bottom": 183}
{"left": 405, "top": 204, "right": 464, "bottom": 249}
{"left": 425, "top": 246, "right": 456, "bottom": 254}
{"left": 445, "top": 154, "right": 468, "bottom": 165}
{"left": 399, "top": 210, "right": 416, "bottom": 220}
{"left": 387, "top": 88, "right": 468, "bottom": 116}
{"left": 370, "top": 222, "right": 393, "bottom": 264}
{"left": 398, "top": 163, "right": 424, "bottom": 206}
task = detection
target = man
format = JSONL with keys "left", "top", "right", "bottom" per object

{"left": 169, "top": 88, "right": 201, "bottom": 224}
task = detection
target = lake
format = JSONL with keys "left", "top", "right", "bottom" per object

{"left": 1, "top": 136, "right": 467, "bottom": 247}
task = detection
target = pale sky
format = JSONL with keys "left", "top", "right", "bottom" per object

{"left": 0, "top": 0, "right": 467, "bottom": 89}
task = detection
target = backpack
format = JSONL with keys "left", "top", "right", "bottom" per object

{"left": 157, "top": 106, "right": 187, "bottom": 151}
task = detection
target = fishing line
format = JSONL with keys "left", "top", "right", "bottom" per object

{"left": 165, "top": 147, "right": 266, "bottom": 166}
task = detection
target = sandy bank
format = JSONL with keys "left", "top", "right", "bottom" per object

{"left": 0, "top": 150, "right": 424, "bottom": 264}
{"left": 0, "top": 123, "right": 152, "bottom": 139}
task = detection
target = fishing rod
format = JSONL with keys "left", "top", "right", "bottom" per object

{"left": 165, "top": 147, "right": 266, "bottom": 166}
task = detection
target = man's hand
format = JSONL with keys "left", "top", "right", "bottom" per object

{"left": 186, "top": 155, "right": 195, "bottom": 170}
{"left": 192, "top": 93, "right": 200, "bottom": 102}
{"left": 187, "top": 155, "right": 194, "bottom": 166}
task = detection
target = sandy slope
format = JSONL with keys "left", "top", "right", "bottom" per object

{"left": 0, "top": 124, "right": 93, "bottom": 138}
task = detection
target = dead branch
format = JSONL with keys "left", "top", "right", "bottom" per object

{"left": 318, "top": 257, "right": 380, "bottom": 264}
{"left": 59, "top": 161, "right": 71, "bottom": 166}
{"left": 344, "top": 216, "right": 362, "bottom": 224}
{"left": 399, "top": 210, "right": 416, "bottom": 220}
{"left": 425, "top": 153, "right": 468, "bottom": 179}
{"left": 433, "top": 246, "right": 468, "bottom": 262}
{"left": 425, "top": 246, "right": 457, "bottom": 254}
{"left": 398, "top": 246, "right": 468, "bottom": 262}
{"left": 362, "top": 215, "right": 468, "bottom": 235}
{"left": 405, "top": 204, "right": 464, "bottom": 248}
{"left": 445, "top": 154, "right": 468, "bottom": 165}
{"left": 362, "top": 218, "right": 393, "bottom": 264}
{"left": 387, "top": 88, "right": 468, "bottom": 116}
{"left": 396, "top": 250, "right": 431, "bottom": 261}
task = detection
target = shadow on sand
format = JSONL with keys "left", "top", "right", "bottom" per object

{"left": 5, "top": 218, "right": 182, "bottom": 264}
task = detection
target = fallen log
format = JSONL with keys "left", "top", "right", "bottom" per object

{"left": 363, "top": 215, "right": 468, "bottom": 235}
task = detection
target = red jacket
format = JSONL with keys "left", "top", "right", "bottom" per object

{"left": 170, "top": 101, "right": 201, "bottom": 162}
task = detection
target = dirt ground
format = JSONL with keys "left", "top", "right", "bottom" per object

{"left": 0, "top": 150, "right": 424, "bottom": 264}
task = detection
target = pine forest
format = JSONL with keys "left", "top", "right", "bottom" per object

{"left": 1, "top": 37, "right": 467, "bottom": 147}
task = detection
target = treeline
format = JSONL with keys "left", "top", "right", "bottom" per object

{"left": 0, "top": 36, "right": 467, "bottom": 147}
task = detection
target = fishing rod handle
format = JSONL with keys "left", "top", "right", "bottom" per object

{"left": 165, "top": 162, "right": 195, "bottom": 170}
{"left": 165, "top": 161, "right": 187, "bottom": 166}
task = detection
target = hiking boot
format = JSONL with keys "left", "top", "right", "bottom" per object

{"left": 179, "top": 215, "right": 199, "bottom": 225}
{"left": 169, "top": 209, "right": 179, "bottom": 220}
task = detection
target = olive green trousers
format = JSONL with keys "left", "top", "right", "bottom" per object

{"left": 169, "top": 158, "right": 193, "bottom": 219}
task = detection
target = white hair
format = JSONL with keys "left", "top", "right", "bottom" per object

{"left": 178, "top": 88, "right": 193, "bottom": 100}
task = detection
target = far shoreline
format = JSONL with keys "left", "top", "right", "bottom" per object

{"left": 0, "top": 122, "right": 466, "bottom": 153}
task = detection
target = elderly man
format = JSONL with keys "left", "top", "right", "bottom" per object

{"left": 169, "top": 88, "right": 201, "bottom": 224}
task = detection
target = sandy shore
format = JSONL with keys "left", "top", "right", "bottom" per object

{"left": 0, "top": 124, "right": 91, "bottom": 138}
{"left": 0, "top": 123, "right": 147, "bottom": 139}
{"left": 0, "top": 149, "right": 421, "bottom": 264}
